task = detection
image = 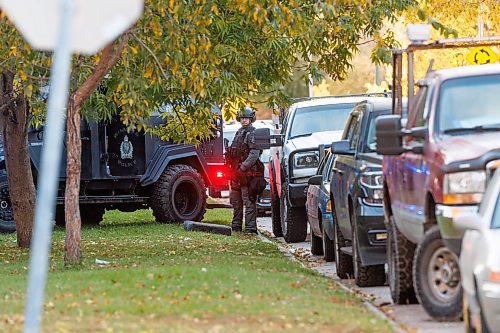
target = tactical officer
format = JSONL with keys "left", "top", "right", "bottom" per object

{"left": 226, "top": 107, "right": 264, "bottom": 233}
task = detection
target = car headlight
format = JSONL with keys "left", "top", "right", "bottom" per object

{"left": 294, "top": 151, "right": 319, "bottom": 169}
{"left": 360, "top": 171, "right": 384, "bottom": 188}
{"left": 443, "top": 171, "right": 486, "bottom": 204}
{"left": 360, "top": 171, "right": 384, "bottom": 205}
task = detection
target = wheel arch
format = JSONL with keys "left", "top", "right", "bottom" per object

{"left": 140, "top": 145, "right": 210, "bottom": 187}
{"left": 423, "top": 192, "right": 437, "bottom": 232}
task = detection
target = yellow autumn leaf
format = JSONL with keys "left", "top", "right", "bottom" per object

{"left": 143, "top": 64, "right": 153, "bottom": 79}
{"left": 8, "top": 46, "right": 17, "bottom": 57}
{"left": 24, "top": 84, "right": 33, "bottom": 98}
{"left": 253, "top": 9, "right": 259, "bottom": 21}
{"left": 128, "top": 98, "right": 134, "bottom": 106}
{"left": 19, "top": 70, "right": 27, "bottom": 81}
{"left": 130, "top": 46, "right": 138, "bottom": 55}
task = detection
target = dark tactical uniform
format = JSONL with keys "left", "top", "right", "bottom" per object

{"left": 228, "top": 125, "right": 263, "bottom": 233}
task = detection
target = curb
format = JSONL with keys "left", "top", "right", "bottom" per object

{"left": 257, "top": 228, "right": 408, "bottom": 333}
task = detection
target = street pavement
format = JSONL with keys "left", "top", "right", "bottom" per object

{"left": 256, "top": 216, "right": 463, "bottom": 333}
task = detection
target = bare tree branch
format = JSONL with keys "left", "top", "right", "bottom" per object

{"left": 131, "top": 32, "right": 169, "bottom": 82}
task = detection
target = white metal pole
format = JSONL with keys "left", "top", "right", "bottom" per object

{"left": 23, "top": 0, "right": 74, "bottom": 331}
{"left": 307, "top": 72, "right": 313, "bottom": 98}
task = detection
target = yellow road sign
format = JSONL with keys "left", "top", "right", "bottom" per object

{"left": 466, "top": 46, "right": 498, "bottom": 65}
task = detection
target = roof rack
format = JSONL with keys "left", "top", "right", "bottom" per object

{"left": 290, "top": 92, "right": 391, "bottom": 103}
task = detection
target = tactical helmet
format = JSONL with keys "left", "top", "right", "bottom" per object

{"left": 236, "top": 106, "right": 256, "bottom": 123}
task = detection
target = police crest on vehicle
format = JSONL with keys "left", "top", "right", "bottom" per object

{"left": 120, "top": 135, "right": 133, "bottom": 160}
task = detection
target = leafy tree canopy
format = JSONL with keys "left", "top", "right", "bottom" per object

{"left": 0, "top": 0, "right": 421, "bottom": 144}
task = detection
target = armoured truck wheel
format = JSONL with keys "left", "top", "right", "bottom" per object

{"left": 0, "top": 175, "right": 15, "bottom": 233}
{"left": 333, "top": 216, "right": 353, "bottom": 279}
{"left": 81, "top": 205, "right": 106, "bottom": 226}
{"left": 413, "top": 225, "right": 462, "bottom": 321}
{"left": 387, "top": 215, "right": 418, "bottom": 304}
{"left": 55, "top": 205, "right": 105, "bottom": 226}
{"left": 270, "top": 182, "right": 283, "bottom": 237}
{"left": 151, "top": 165, "right": 206, "bottom": 223}
{"left": 280, "top": 182, "right": 307, "bottom": 243}
{"left": 352, "top": 214, "right": 385, "bottom": 287}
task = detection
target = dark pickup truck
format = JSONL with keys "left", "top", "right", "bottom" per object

{"left": 329, "top": 97, "right": 391, "bottom": 287}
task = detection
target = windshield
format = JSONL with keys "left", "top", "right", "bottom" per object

{"left": 289, "top": 103, "right": 353, "bottom": 139}
{"left": 365, "top": 110, "right": 391, "bottom": 152}
{"left": 438, "top": 74, "right": 500, "bottom": 135}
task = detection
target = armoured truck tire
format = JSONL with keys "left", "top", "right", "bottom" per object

{"left": 55, "top": 205, "right": 105, "bottom": 226}
{"left": 270, "top": 181, "right": 282, "bottom": 237}
{"left": 0, "top": 175, "right": 15, "bottom": 233}
{"left": 387, "top": 215, "right": 418, "bottom": 304}
{"left": 151, "top": 164, "right": 206, "bottom": 223}
{"left": 280, "top": 182, "right": 307, "bottom": 243}
{"left": 413, "top": 225, "right": 462, "bottom": 321}
{"left": 81, "top": 205, "right": 106, "bottom": 226}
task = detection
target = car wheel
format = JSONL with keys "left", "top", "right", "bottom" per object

{"left": 387, "top": 215, "right": 418, "bottom": 304}
{"left": 322, "top": 227, "right": 335, "bottom": 262}
{"left": 310, "top": 219, "right": 324, "bottom": 256}
{"left": 270, "top": 181, "right": 282, "bottom": 237}
{"left": 333, "top": 215, "right": 353, "bottom": 279}
{"left": 151, "top": 165, "right": 206, "bottom": 223}
{"left": 413, "top": 225, "right": 462, "bottom": 321}
{"left": 0, "top": 175, "right": 15, "bottom": 233}
{"left": 352, "top": 213, "right": 385, "bottom": 287}
{"left": 280, "top": 182, "right": 307, "bottom": 243}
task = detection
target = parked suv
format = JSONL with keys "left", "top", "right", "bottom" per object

{"left": 269, "top": 94, "right": 388, "bottom": 243}
{"left": 329, "top": 98, "right": 391, "bottom": 286}
{"left": 306, "top": 147, "right": 334, "bottom": 261}
{"left": 0, "top": 108, "right": 227, "bottom": 232}
{"left": 377, "top": 48, "right": 500, "bottom": 319}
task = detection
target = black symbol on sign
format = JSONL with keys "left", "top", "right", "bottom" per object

{"left": 474, "top": 48, "right": 491, "bottom": 64}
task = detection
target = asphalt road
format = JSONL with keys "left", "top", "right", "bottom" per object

{"left": 256, "top": 216, "right": 463, "bottom": 333}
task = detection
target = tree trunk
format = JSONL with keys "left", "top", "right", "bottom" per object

{"left": 63, "top": 32, "right": 131, "bottom": 265}
{"left": 64, "top": 98, "right": 82, "bottom": 264}
{"left": 0, "top": 72, "right": 36, "bottom": 248}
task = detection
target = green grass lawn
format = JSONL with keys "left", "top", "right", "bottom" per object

{"left": 0, "top": 209, "right": 393, "bottom": 333}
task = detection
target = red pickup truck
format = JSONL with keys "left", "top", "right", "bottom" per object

{"left": 376, "top": 39, "right": 500, "bottom": 321}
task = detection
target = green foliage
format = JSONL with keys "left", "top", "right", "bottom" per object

{"left": 1, "top": 1, "right": 421, "bottom": 144}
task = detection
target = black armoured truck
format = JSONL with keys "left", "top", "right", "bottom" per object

{"left": 0, "top": 107, "right": 228, "bottom": 232}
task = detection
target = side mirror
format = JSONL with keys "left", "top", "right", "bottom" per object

{"left": 454, "top": 212, "right": 482, "bottom": 232}
{"left": 308, "top": 175, "right": 323, "bottom": 186}
{"left": 375, "top": 115, "right": 405, "bottom": 155}
{"left": 250, "top": 128, "right": 282, "bottom": 149}
{"left": 331, "top": 140, "right": 354, "bottom": 155}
